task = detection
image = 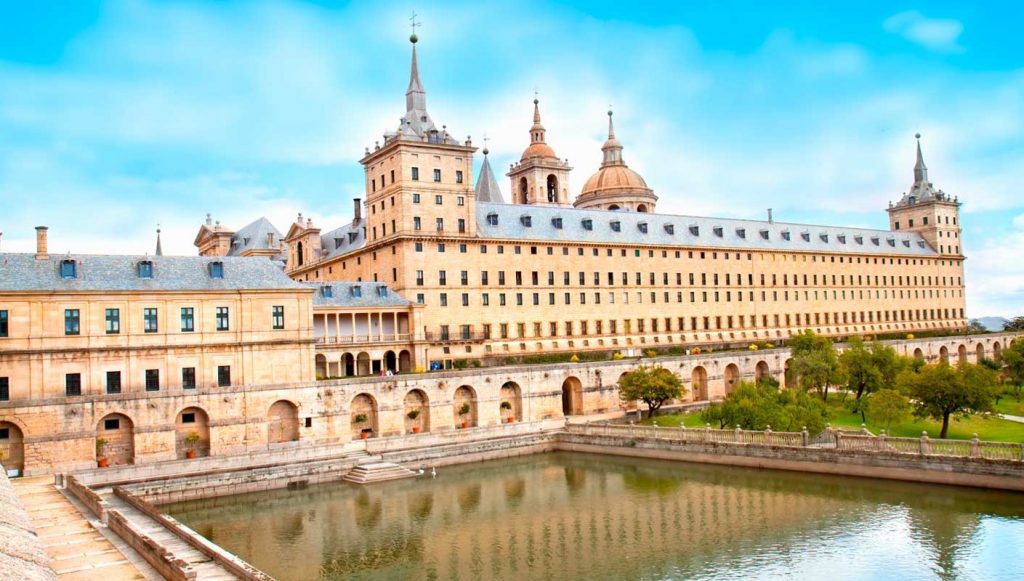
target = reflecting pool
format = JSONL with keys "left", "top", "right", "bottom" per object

{"left": 165, "top": 453, "right": 1024, "bottom": 580}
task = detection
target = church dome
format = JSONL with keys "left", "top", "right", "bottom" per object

{"left": 574, "top": 111, "right": 657, "bottom": 212}
{"left": 521, "top": 141, "right": 558, "bottom": 160}
{"left": 581, "top": 165, "right": 650, "bottom": 195}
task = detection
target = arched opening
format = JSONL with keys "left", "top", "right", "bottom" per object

{"left": 97, "top": 413, "right": 134, "bottom": 467}
{"left": 500, "top": 382, "right": 523, "bottom": 423}
{"left": 519, "top": 177, "right": 528, "bottom": 204}
{"left": 342, "top": 353, "right": 355, "bottom": 377}
{"left": 546, "top": 174, "right": 558, "bottom": 203}
{"left": 384, "top": 350, "right": 397, "bottom": 374}
{"left": 608, "top": 204, "right": 621, "bottom": 211}
{"left": 976, "top": 343, "right": 985, "bottom": 362}
{"left": 636, "top": 204, "right": 648, "bottom": 213}
{"left": 175, "top": 407, "right": 210, "bottom": 459}
{"left": 993, "top": 342, "right": 1002, "bottom": 361}
{"left": 296, "top": 241, "right": 304, "bottom": 267}
{"left": 0, "top": 422, "right": 25, "bottom": 476}
{"left": 939, "top": 346, "right": 949, "bottom": 364}
{"left": 356, "top": 352, "right": 371, "bottom": 376}
{"left": 724, "top": 363, "right": 740, "bottom": 395}
{"left": 755, "top": 361, "right": 770, "bottom": 382}
{"left": 453, "top": 386, "right": 478, "bottom": 428}
{"left": 691, "top": 367, "right": 708, "bottom": 401}
{"left": 315, "top": 354, "right": 327, "bottom": 379}
{"left": 561, "top": 376, "right": 583, "bottom": 416}
{"left": 913, "top": 348, "right": 925, "bottom": 360}
{"left": 398, "top": 350, "right": 412, "bottom": 373}
{"left": 404, "top": 389, "right": 429, "bottom": 434}
{"left": 958, "top": 344, "right": 968, "bottom": 364}
{"left": 351, "top": 394, "right": 378, "bottom": 439}
{"left": 268, "top": 400, "right": 300, "bottom": 444}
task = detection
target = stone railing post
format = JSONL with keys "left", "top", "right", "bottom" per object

{"left": 879, "top": 429, "right": 887, "bottom": 452}
{"left": 801, "top": 427, "right": 808, "bottom": 447}
{"left": 860, "top": 423, "right": 870, "bottom": 435}
{"left": 652, "top": 422, "right": 658, "bottom": 440}
{"left": 704, "top": 423, "right": 711, "bottom": 443}
{"left": 970, "top": 434, "right": 980, "bottom": 458}
{"left": 765, "top": 425, "right": 772, "bottom": 445}
{"left": 735, "top": 425, "right": 742, "bottom": 443}
{"left": 920, "top": 431, "right": 931, "bottom": 455}
{"left": 835, "top": 431, "right": 843, "bottom": 450}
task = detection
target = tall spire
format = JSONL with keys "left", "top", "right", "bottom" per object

{"left": 155, "top": 225, "right": 163, "bottom": 257}
{"left": 530, "top": 98, "right": 546, "bottom": 143}
{"left": 475, "top": 144, "right": 504, "bottom": 203}
{"left": 601, "top": 110, "right": 624, "bottom": 166}
{"left": 406, "top": 34, "right": 426, "bottom": 114}
{"left": 913, "top": 133, "right": 928, "bottom": 184}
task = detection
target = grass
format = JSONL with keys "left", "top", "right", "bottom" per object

{"left": 994, "top": 397, "right": 1024, "bottom": 417}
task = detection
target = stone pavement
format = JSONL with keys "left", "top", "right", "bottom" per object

{"left": 10, "top": 477, "right": 147, "bottom": 581}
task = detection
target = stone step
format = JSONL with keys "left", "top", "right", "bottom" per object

{"left": 341, "top": 461, "right": 418, "bottom": 485}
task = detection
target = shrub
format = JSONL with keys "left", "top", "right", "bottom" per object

{"left": 612, "top": 352, "right": 625, "bottom": 360}
{"left": 500, "top": 401, "right": 513, "bottom": 410}
{"left": 644, "top": 349, "right": 658, "bottom": 358}
{"left": 906, "top": 333, "right": 915, "bottom": 340}
{"left": 570, "top": 354, "right": 580, "bottom": 362}
{"left": 354, "top": 413, "right": 368, "bottom": 424}
{"left": 748, "top": 344, "right": 759, "bottom": 351}
{"left": 458, "top": 403, "right": 471, "bottom": 416}
{"left": 407, "top": 409, "right": 420, "bottom": 420}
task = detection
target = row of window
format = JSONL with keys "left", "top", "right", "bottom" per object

{"left": 58, "top": 259, "right": 225, "bottom": 280}
{"left": 46, "top": 306, "right": 285, "bottom": 337}
{"left": 369, "top": 167, "right": 464, "bottom": 192}
{"left": 44, "top": 366, "right": 232, "bottom": 399}
{"left": 894, "top": 214, "right": 958, "bottom": 230}
{"left": 430, "top": 307, "right": 964, "bottom": 341}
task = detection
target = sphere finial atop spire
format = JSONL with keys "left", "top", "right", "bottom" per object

{"left": 409, "top": 11, "right": 420, "bottom": 43}
{"left": 915, "top": 132, "right": 921, "bottom": 140}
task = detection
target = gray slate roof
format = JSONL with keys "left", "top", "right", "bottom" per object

{"left": 318, "top": 220, "right": 367, "bottom": 261}
{"left": 0, "top": 254, "right": 308, "bottom": 292}
{"left": 229, "top": 217, "right": 284, "bottom": 257}
{"left": 474, "top": 202, "right": 937, "bottom": 256}
{"left": 307, "top": 282, "right": 411, "bottom": 308}
{"left": 475, "top": 154, "right": 504, "bottom": 203}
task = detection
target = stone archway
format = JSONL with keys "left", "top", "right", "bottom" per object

{"left": 398, "top": 350, "right": 412, "bottom": 373}
{"left": 784, "top": 358, "right": 797, "bottom": 389}
{"left": 404, "top": 389, "right": 429, "bottom": 434}
{"left": 356, "top": 352, "right": 371, "bottom": 376}
{"left": 315, "top": 354, "right": 328, "bottom": 379}
{"left": 342, "top": 353, "right": 355, "bottom": 377}
{"left": 691, "top": 366, "right": 708, "bottom": 401}
{"left": 913, "top": 347, "right": 925, "bottom": 360}
{"left": 268, "top": 400, "right": 300, "bottom": 444}
{"left": 97, "top": 413, "right": 134, "bottom": 466}
{"left": 384, "top": 350, "right": 397, "bottom": 374}
{"left": 958, "top": 344, "right": 968, "bottom": 364}
{"left": 561, "top": 376, "right": 583, "bottom": 416}
{"left": 500, "top": 381, "right": 522, "bottom": 423}
{"left": 453, "top": 386, "right": 478, "bottom": 428}
{"left": 755, "top": 361, "right": 770, "bottom": 382}
{"left": 993, "top": 342, "right": 1002, "bottom": 361}
{"left": 724, "top": 363, "right": 740, "bottom": 395}
{"left": 175, "top": 407, "right": 210, "bottom": 459}
{"left": 636, "top": 204, "right": 648, "bottom": 213}
{"left": 939, "top": 346, "right": 949, "bottom": 364}
{"left": 0, "top": 421, "right": 25, "bottom": 475}
{"left": 976, "top": 343, "right": 985, "bottom": 362}
{"left": 351, "top": 393, "right": 378, "bottom": 439}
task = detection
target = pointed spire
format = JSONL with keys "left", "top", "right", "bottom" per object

{"left": 155, "top": 225, "right": 163, "bottom": 257}
{"left": 475, "top": 146, "right": 504, "bottom": 203}
{"left": 405, "top": 35, "right": 426, "bottom": 113}
{"left": 601, "top": 110, "right": 624, "bottom": 166}
{"left": 913, "top": 133, "right": 928, "bottom": 184}
{"left": 530, "top": 98, "right": 546, "bottom": 143}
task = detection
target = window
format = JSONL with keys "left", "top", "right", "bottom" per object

{"left": 440, "top": 293, "right": 448, "bottom": 307}
{"left": 137, "top": 261, "right": 153, "bottom": 278}
{"left": 66, "top": 373, "right": 82, "bottom": 397}
{"left": 456, "top": 170, "right": 464, "bottom": 183}
{"left": 435, "top": 194, "right": 443, "bottom": 205}
{"left": 180, "top": 308, "right": 194, "bottom": 332}
{"left": 411, "top": 167, "right": 419, "bottom": 181}
{"left": 0, "top": 310, "right": 7, "bottom": 337}
{"left": 60, "top": 259, "right": 77, "bottom": 279}
{"left": 0, "top": 377, "right": 9, "bottom": 401}
{"left": 215, "top": 307, "right": 229, "bottom": 331}
{"left": 181, "top": 412, "right": 196, "bottom": 424}
{"left": 436, "top": 218, "right": 444, "bottom": 231}
{"left": 217, "top": 365, "right": 231, "bottom": 387}
{"left": 272, "top": 306, "right": 284, "bottom": 330}
{"left": 64, "top": 309, "right": 80, "bottom": 335}
{"left": 433, "top": 169, "right": 441, "bottom": 182}
{"left": 582, "top": 219, "right": 593, "bottom": 231}
{"left": 413, "top": 193, "right": 421, "bottom": 203}
{"left": 143, "top": 308, "right": 158, "bottom": 333}
{"left": 104, "top": 418, "right": 119, "bottom": 430}
{"left": 439, "top": 270, "right": 447, "bottom": 285}
{"left": 106, "top": 371, "right": 121, "bottom": 394}
{"left": 610, "top": 220, "right": 621, "bottom": 232}
{"left": 209, "top": 261, "right": 224, "bottom": 279}
{"left": 416, "top": 293, "right": 425, "bottom": 304}
{"left": 145, "top": 369, "right": 160, "bottom": 391}
{"left": 520, "top": 215, "right": 532, "bottom": 227}
{"left": 350, "top": 286, "right": 362, "bottom": 298}
{"left": 182, "top": 367, "right": 196, "bottom": 389}
{"left": 413, "top": 217, "right": 422, "bottom": 230}
{"left": 105, "top": 308, "right": 120, "bottom": 334}
{"left": 458, "top": 219, "right": 466, "bottom": 233}
{"left": 457, "top": 196, "right": 465, "bottom": 206}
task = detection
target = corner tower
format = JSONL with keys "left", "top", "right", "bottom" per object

{"left": 506, "top": 99, "right": 572, "bottom": 206}
{"left": 887, "top": 134, "right": 962, "bottom": 256}
{"left": 575, "top": 111, "right": 657, "bottom": 212}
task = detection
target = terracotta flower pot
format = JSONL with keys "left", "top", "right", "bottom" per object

{"left": 186, "top": 449, "right": 197, "bottom": 459}
{"left": 97, "top": 458, "right": 109, "bottom": 468}
{"left": 412, "top": 426, "right": 421, "bottom": 434}
{"left": 461, "top": 421, "right": 469, "bottom": 429}
{"left": 505, "top": 417, "right": 515, "bottom": 424}
{"left": 360, "top": 432, "right": 369, "bottom": 440}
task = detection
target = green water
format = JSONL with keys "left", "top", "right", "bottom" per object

{"left": 165, "top": 452, "right": 1024, "bottom": 580}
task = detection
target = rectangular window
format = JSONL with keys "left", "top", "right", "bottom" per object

{"left": 65, "top": 373, "right": 82, "bottom": 397}
{"left": 64, "top": 309, "right": 80, "bottom": 336}
{"left": 272, "top": 306, "right": 285, "bottom": 330}
{"left": 412, "top": 193, "right": 421, "bottom": 203}
{"left": 0, "top": 377, "right": 8, "bottom": 401}
{"left": 0, "top": 310, "right": 8, "bottom": 337}
{"left": 180, "top": 308, "right": 194, "bottom": 332}
{"left": 106, "top": 371, "right": 121, "bottom": 394}
{"left": 435, "top": 194, "right": 443, "bottom": 205}
{"left": 436, "top": 218, "right": 444, "bottom": 231}
{"left": 413, "top": 217, "right": 422, "bottom": 230}
{"left": 144, "top": 308, "right": 158, "bottom": 333}
{"left": 411, "top": 166, "right": 419, "bottom": 181}
{"left": 218, "top": 365, "right": 231, "bottom": 387}
{"left": 105, "top": 308, "right": 120, "bottom": 334}
{"left": 458, "top": 218, "right": 466, "bottom": 233}
{"left": 456, "top": 170, "right": 464, "bottom": 184}
{"left": 182, "top": 367, "right": 196, "bottom": 389}
{"left": 440, "top": 293, "right": 448, "bottom": 307}
{"left": 433, "top": 168, "right": 441, "bottom": 182}
{"left": 104, "top": 418, "right": 119, "bottom": 430}
{"left": 216, "top": 307, "right": 230, "bottom": 331}
{"left": 145, "top": 369, "right": 160, "bottom": 391}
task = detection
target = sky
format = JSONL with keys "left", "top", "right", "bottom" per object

{"left": 0, "top": 0, "right": 1021, "bottom": 318}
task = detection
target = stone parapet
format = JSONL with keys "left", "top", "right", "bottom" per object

{"left": 0, "top": 471, "right": 57, "bottom": 581}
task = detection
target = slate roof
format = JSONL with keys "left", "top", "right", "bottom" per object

{"left": 318, "top": 220, "right": 367, "bottom": 261}
{"left": 307, "top": 282, "right": 411, "bottom": 308}
{"left": 0, "top": 254, "right": 308, "bottom": 292}
{"left": 475, "top": 154, "right": 504, "bottom": 203}
{"left": 228, "top": 217, "right": 284, "bottom": 257}
{"left": 474, "top": 202, "right": 937, "bottom": 256}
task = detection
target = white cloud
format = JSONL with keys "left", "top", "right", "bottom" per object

{"left": 883, "top": 10, "right": 964, "bottom": 53}
{"left": 964, "top": 218, "right": 1024, "bottom": 318}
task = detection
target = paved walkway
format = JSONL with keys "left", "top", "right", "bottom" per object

{"left": 1000, "top": 413, "right": 1024, "bottom": 424}
{"left": 10, "top": 477, "right": 145, "bottom": 581}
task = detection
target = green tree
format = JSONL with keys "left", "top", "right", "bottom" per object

{"left": 897, "top": 362, "right": 1000, "bottom": 438}
{"left": 839, "top": 338, "right": 908, "bottom": 420}
{"left": 1002, "top": 340, "right": 1024, "bottom": 401}
{"left": 1003, "top": 316, "right": 1024, "bottom": 332}
{"left": 789, "top": 330, "right": 844, "bottom": 401}
{"left": 618, "top": 365, "right": 684, "bottom": 418}
{"left": 867, "top": 389, "right": 911, "bottom": 432}
{"left": 700, "top": 380, "right": 829, "bottom": 433}
{"left": 967, "top": 319, "right": 988, "bottom": 333}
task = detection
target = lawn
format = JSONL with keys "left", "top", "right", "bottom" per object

{"left": 994, "top": 397, "right": 1024, "bottom": 417}
{"left": 639, "top": 399, "right": 1024, "bottom": 443}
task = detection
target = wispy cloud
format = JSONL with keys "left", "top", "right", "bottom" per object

{"left": 883, "top": 10, "right": 964, "bottom": 53}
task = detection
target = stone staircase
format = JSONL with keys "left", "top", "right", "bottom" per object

{"left": 342, "top": 461, "right": 418, "bottom": 484}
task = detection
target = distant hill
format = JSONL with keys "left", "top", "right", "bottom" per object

{"left": 974, "top": 316, "right": 1009, "bottom": 331}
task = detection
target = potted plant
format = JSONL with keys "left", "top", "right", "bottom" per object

{"left": 95, "top": 437, "right": 109, "bottom": 468}
{"left": 500, "top": 401, "right": 514, "bottom": 423}
{"left": 184, "top": 431, "right": 201, "bottom": 459}
{"left": 458, "top": 403, "right": 471, "bottom": 428}
{"left": 407, "top": 409, "right": 421, "bottom": 433}
{"left": 354, "top": 413, "right": 370, "bottom": 439}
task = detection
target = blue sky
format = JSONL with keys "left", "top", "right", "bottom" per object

{"left": 1, "top": 1, "right": 1021, "bottom": 317}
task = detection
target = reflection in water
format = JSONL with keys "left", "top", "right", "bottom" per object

{"left": 166, "top": 452, "right": 1024, "bottom": 581}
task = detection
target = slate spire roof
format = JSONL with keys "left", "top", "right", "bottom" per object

{"left": 913, "top": 133, "right": 928, "bottom": 184}
{"left": 475, "top": 147, "right": 504, "bottom": 203}
{"left": 155, "top": 226, "right": 163, "bottom": 257}
{"left": 893, "top": 134, "right": 954, "bottom": 208}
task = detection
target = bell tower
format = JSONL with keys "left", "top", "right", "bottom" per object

{"left": 887, "top": 134, "right": 963, "bottom": 256}
{"left": 506, "top": 99, "right": 572, "bottom": 206}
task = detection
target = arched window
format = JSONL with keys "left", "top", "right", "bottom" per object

{"left": 296, "top": 241, "right": 304, "bottom": 266}
{"left": 519, "top": 178, "right": 528, "bottom": 204}
{"left": 546, "top": 175, "right": 558, "bottom": 203}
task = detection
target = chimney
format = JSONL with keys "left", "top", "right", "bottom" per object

{"left": 767, "top": 208, "right": 774, "bottom": 224}
{"left": 35, "top": 226, "right": 49, "bottom": 259}
{"left": 353, "top": 198, "right": 362, "bottom": 223}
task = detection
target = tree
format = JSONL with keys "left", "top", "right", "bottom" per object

{"left": 1003, "top": 316, "right": 1024, "bottom": 332}
{"left": 838, "top": 338, "right": 909, "bottom": 420}
{"left": 967, "top": 319, "right": 988, "bottom": 333}
{"left": 789, "top": 330, "right": 844, "bottom": 401}
{"left": 897, "top": 362, "right": 1000, "bottom": 439}
{"left": 700, "top": 380, "right": 829, "bottom": 433}
{"left": 618, "top": 365, "right": 684, "bottom": 418}
{"left": 867, "top": 389, "right": 911, "bottom": 432}
{"left": 1000, "top": 340, "right": 1024, "bottom": 402}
